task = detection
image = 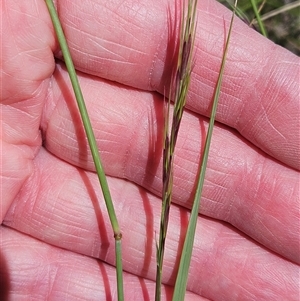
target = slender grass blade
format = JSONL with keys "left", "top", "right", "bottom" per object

{"left": 44, "top": 1, "right": 124, "bottom": 300}
{"left": 172, "top": 2, "right": 237, "bottom": 301}
{"left": 250, "top": 0, "right": 267, "bottom": 37}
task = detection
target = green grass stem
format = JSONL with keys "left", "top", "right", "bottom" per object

{"left": 252, "top": 1, "right": 300, "bottom": 24}
{"left": 171, "top": 2, "right": 237, "bottom": 300}
{"left": 250, "top": 0, "right": 267, "bottom": 36}
{"left": 44, "top": 1, "right": 124, "bottom": 300}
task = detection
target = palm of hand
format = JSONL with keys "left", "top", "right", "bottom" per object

{"left": 1, "top": 0, "right": 299, "bottom": 300}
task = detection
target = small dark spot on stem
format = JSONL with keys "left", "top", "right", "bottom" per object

{"left": 114, "top": 233, "right": 122, "bottom": 240}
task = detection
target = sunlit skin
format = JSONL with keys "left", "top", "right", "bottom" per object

{"left": 1, "top": 0, "right": 299, "bottom": 300}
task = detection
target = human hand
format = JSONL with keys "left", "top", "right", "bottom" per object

{"left": 1, "top": 0, "right": 299, "bottom": 300}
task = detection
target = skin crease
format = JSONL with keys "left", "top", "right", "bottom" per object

{"left": 1, "top": 0, "right": 299, "bottom": 300}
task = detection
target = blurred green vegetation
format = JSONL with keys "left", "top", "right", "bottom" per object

{"left": 218, "top": 0, "right": 300, "bottom": 55}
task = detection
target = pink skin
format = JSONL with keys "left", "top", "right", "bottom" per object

{"left": 1, "top": 0, "right": 299, "bottom": 300}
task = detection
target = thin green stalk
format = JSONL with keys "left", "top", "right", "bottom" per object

{"left": 44, "top": 1, "right": 124, "bottom": 300}
{"left": 252, "top": 0, "right": 300, "bottom": 24}
{"left": 155, "top": 1, "right": 198, "bottom": 300}
{"left": 220, "top": 0, "right": 250, "bottom": 25}
{"left": 250, "top": 0, "right": 267, "bottom": 37}
{"left": 172, "top": 2, "right": 237, "bottom": 300}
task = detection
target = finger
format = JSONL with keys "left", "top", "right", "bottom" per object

{"left": 4, "top": 149, "right": 299, "bottom": 300}
{"left": 1, "top": 0, "right": 54, "bottom": 104}
{"left": 1, "top": 227, "right": 206, "bottom": 301}
{"left": 0, "top": 142, "right": 33, "bottom": 222}
{"left": 49, "top": 0, "right": 299, "bottom": 169}
{"left": 1, "top": 0, "right": 55, "bottom": 220}
{"left": 42, "top": 64, "right": 299, "bottom": 264}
